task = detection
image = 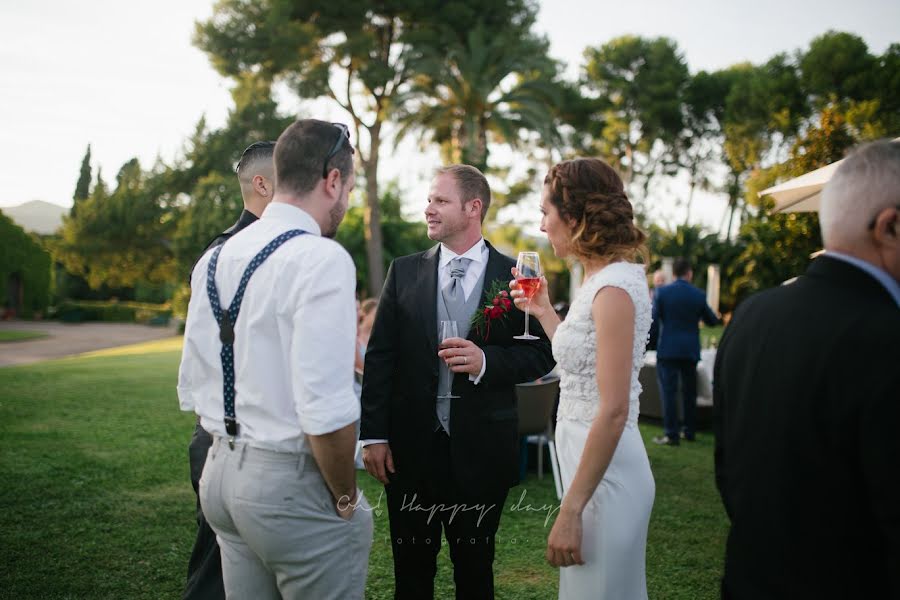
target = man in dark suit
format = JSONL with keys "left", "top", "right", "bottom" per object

{"left": 647, "top": 269, "right": 667, "bottom": 351}
{"left": 183, "top": 141, "right": 275, "bottom": 600}
{"left": 713, "top": 139, "right": 900, "bottom": 599}
{"left": 361, "top": 165, "right": 554, "bottom": 600}
{"left": 652, "top": 258, "right": 719, "bottom": 445}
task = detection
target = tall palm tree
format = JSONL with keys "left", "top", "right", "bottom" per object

{"left": 396, "top": 22, "right": 562, "bottom": 172}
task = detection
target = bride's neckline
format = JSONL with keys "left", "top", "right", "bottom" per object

{"left": 582, "top": 260, "right": 629, "bottom": 280}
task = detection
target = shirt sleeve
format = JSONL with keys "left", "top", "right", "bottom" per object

{"left": 360, "top": 439, "right": 389, "bottom": 446}
{"left": 177, "top": 254, "right": 209, "bottom": 413}
{"left": 469, "top": 350, "right": 487, "bottom": 384}
{"left": 289, "top": 244, "right": 360, "bottom": 435}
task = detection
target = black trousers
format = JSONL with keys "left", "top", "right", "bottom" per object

{"left": 385, "top": 430, "right": 509, "bottom": 600}
{"left": 184, "top": 421, "right": 225, "bottom": 600}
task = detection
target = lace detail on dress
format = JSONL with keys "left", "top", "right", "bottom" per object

{"left": 553, "top": 262, "right": 651, "bottom": 428}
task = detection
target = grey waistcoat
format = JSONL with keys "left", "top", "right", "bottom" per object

{"left": 435, "top": 264, "right": 488, "bottom": 434}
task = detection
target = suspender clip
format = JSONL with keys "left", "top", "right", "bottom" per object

{"left": 225, "top": 417, "right": 238, "bottom": 449}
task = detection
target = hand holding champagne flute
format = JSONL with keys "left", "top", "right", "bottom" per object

{"left": 438, "top": 320, "right": 460, "bottom": 399}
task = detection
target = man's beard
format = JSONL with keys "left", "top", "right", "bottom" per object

{"left": 429, "top": 210, "right": 467, "bottom": 242}
{"left": 323, "top": 199, "right": 346, "bottom": 239}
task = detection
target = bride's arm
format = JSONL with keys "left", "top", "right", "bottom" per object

{"left": 546, "top": 286, "right": 634, "bottom": 567}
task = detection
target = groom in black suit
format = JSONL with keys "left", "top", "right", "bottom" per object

{"left": 713, "top": 140, "right": 900, "bottom": 599}
{"left": 361, "top": 165, "right": 555, "bottom": 599}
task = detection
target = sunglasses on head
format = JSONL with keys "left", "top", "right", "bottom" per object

{"left": 322, "top": 123, "right": 354, "bottom": 179}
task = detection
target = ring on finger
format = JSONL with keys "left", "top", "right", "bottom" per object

{"left": 463, "top": 356, "right": 468, "bottom": 365}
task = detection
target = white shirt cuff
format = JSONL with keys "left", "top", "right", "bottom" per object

{"left": 361, "top": 439, "right": 388, "bottom": 447}
{"left": 176, "top": 386, "right": 196, "bottom": 412}
{"left": 469, "top": 350, "right": 487, "bottom": 385}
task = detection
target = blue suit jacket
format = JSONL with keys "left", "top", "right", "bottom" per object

{"left": 653, "top": 279, "right": 719, "bottom": 361}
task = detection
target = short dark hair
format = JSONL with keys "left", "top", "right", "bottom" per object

{"left": 235, "top": 141, "right": 276, "bottom": 180}
{"left": 274, "top": 120, "right": 354, "bottom": 196}
{"left": 437, "top": 164, "right": 491, "bottom": 222}
{"left": 673, "top": 257, "right": 692, "bottom": 277}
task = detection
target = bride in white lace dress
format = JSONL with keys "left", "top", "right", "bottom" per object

{"left": 511, "top": 158, "right": 655, "bottom": 599}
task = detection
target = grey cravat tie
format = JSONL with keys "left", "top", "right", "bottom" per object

{"left": 442, "top": 257, "right": 472, "bottom": 321}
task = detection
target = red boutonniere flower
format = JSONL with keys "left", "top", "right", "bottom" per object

{"left": 471, "top": 280, "right": 513, "bottom": 340}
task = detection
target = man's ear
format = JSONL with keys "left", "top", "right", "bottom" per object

{"left": 253, "top": 174, "right": 272, "bottom": 198}
{"left": 469, "top": 198, "right": 483, "bottom": 219}
{"left": 324, "top": 168, "right": 343, "bottom": 198}
{"left": 873, "top": 208, "right": 898, "bottom": 242}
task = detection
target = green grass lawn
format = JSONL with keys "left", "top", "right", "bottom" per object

{"left": 0, "top": 338, "right": 727, "bottom": 599}
{"left": 0, "top": 329, "right": 48, "bottom": 343}
{"left": 700, "top": 325, "right": 724, "bottom": 349}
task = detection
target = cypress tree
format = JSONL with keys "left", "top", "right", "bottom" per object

{"left": 71, "top": 144, "right": 92, "bottom": 215}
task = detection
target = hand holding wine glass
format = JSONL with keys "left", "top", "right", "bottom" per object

{"left": 513, "top": 252, "right": 544, "bottom": 340}
{"left": 438, "top": 320, "right": 460, "bottom": 399}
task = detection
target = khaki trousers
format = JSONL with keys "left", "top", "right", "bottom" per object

{"left": 200, "top": 436, "right": 372, "bottom": 599}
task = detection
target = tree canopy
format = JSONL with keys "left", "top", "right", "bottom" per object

{"left": 50, "top": 21, "right": 899, "bottom": 312}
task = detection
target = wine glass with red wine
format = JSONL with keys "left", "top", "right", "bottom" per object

{"left": 514, "top": 251, "right": 542, "bottom": 340}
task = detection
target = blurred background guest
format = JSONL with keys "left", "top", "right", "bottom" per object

{"left": 652, "top": 258, "right": 719, "bottom": 446}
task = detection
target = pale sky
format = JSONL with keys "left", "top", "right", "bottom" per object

{"left": 1, "top": 0, "right": 897, "bottom": 233}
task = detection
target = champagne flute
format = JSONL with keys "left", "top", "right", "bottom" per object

{"left": 514, "top": 251, "right": 542, "bottom": 341}
{"left": 438, "top": 320, "right": 460, "bottom": 399}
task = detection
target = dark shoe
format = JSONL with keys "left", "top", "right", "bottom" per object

{"left": 653, "top": 435, "right": 679, "bottom": 446}
{"left": 680, "top": 432, "right": 696, "bottom": 442}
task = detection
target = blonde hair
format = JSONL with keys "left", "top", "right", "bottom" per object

{"left": 437, "top": 164, "right": 491, "bottom": 222}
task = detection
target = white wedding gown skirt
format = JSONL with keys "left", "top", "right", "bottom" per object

{"left": 556, "top": 420, "right": 655, "bottom": 599}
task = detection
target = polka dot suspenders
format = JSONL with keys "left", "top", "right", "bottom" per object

{"left": 206, "top": 229, "right": 307, "bottom": 448}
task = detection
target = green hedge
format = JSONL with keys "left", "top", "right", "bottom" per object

{"left": 0, "top": 211, "right": 51, "bottom": 317}
{"left": 54, "top": 300, "right": 172, "bottom": 325}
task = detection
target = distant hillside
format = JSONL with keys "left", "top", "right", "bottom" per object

{"left": 1, "top": 200, "right": 67, "bottom": 235}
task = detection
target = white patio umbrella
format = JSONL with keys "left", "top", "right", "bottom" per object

{"left": 761, "top": 137, "right": 900, "bottom": 213}
{"left": 760, "top": 160, "right": 842, "bottom": 213}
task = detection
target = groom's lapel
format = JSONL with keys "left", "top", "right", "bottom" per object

{"left": 418, "top": 244, "right": 440, "bottom": 367}
{"left": 468, "top": 240, "right": 508, "bottom": 345}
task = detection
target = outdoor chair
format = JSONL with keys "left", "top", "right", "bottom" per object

{"left": 516, "top": 377, "right": 563, "bottom": 499}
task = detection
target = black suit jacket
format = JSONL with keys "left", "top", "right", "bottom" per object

{"left": 713, "top": 256, "right": 900, "bottom": 599}
{"left": 360, "top": 241, "right": 555, "bottom": 497}
{"left": 187, "top": 210, "right": 259, "bottom": 284}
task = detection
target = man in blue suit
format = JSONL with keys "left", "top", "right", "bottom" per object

{"left": 652, "top": 257, "right": 719, "bottom": 445}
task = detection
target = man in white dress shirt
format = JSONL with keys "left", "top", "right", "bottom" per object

{"left": 178, "top": 119, "right": 373, "bottom": 599}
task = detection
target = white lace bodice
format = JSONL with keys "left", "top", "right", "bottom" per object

{"left": 553, "top": 262, "right": 651, "bottom": 427}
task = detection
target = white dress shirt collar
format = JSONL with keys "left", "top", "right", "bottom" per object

{"left": 262, "top": 201, "right": 322, "bottom": 237}
{"left": 439, "top": 237, "right": 487, "bottom": 268}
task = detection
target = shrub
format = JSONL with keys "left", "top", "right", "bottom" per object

{"left": 54, "top": 300, "right": 171, "bottom": 325}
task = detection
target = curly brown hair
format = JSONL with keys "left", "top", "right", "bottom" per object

{"left": 544, "top": 158, "right": 648, "bottom": 263}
